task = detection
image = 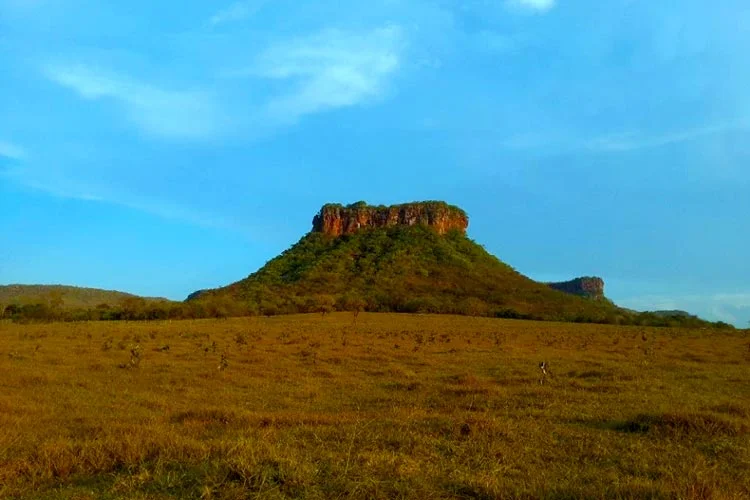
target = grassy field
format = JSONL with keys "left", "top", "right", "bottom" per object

{"left": 0, "top": 313, "right": 748, "bottom": 499}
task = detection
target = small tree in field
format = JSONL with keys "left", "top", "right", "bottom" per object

{"left": 340, "top": 293, "right": 366, "bottom": 327}
{"left": 337, "top": 292, "right": 365, "bottom": 346}
{"left": 121, "top": 297, "right": 147, "bottom": 321}
{"left": 309, "top": 294, "right": 336, "bottom": 317}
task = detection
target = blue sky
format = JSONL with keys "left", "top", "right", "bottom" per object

{"left": 1, "top": 0, "right": 749, "bottom": 325}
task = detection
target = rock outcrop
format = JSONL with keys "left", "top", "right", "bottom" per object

{"left": 312, "top": 201, "right": 469, "bottom": 237}
{"left": 547, "top": 277, "right": 605, "bottom": 300}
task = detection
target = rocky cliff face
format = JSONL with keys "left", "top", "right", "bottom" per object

{"left": 312, "top": 201, "right": 469, "bottom": 236}
{"left": 547, "top": 277, "right": 605, "bottom": 300}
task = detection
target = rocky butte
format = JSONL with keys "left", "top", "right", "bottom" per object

{"left": 547, "top": 277, "right": 606, "bottom": 300}
{"left": 312, "top": 201, "right": 469, "bottom": 237}
{"left": 184, "top": 201, "right": 724, "bottom": 328}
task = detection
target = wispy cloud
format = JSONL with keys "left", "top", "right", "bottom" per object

{"left": 43, "top": 64, "right": 221, "bottom": 139}
{"left": 586, "top": 122, "right": 748, "bottom": 153}
{"left": 617, "top": 291, "right": 750, "bottom": 326}
{"left": 494, "top": 121, "right": 748, "bottom": 156}
{"left": 0, "top": 140, "right": 26, "bottom": 161}
{"left": 2, "top": 161, "right": 259, "bottom": 234}
{"left": 507, "top": 0, "right": 557, "bottom": 13}
{"left": 209, "top": 0, "right": 267, "bottom": 27}
{"left": 243, "top": 26, "right": 404, "bottom": 124}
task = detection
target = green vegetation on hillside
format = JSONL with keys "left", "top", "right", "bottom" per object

{"left": 1, "top": 230, "right": 730, "bottom": 329}
{"left": 0, "top": 285, "right": 175, "bottom": 322}
{"left": 0, "top": 284, "right": 156, "bottom": 308}
{"left": 191, "top": 226, "right": 727, "bottom": 328}
{"left": 320, "top": 200, "right": 468, "bottom": 217}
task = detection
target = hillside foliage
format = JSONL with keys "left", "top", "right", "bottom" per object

{"left": 0, "top": 285, "right": 161, "bottom": 309}
{"left": 190, "top": 226, "right": 728, "bottom": 328}
{"left": 1, "top": 230, "right": 731, "bottom": 328}
{"left": 0, "top": 285, "right": 178, "bottom": 322}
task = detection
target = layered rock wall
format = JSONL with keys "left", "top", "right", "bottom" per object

{"left": 312, "top": 201, "right": 469, "bottom": 236}
{"left": 547, "top": 277, "right": 605, "bottom": 300}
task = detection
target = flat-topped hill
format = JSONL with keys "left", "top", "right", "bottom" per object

{"left": 188, "top": 202, "right": 630, "bottom": 323}
{"left": 0, "top": 203, "right": 728, "bottom": 328}
{"left": 188, "top": 201, "right": 728, "bottom": 328}
{"left": 312, "top": 201, "right": 469, "bottom": 236}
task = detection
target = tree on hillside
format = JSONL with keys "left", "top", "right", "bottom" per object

{"left": 46, "top": 290, "right": 65, "bottom": 320}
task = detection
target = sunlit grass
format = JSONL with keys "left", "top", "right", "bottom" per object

{"left": 0, "top": 314, "right": 748, "bottom": 498}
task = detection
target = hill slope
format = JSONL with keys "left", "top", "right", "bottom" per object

{"left": 0, "top": 284, "right": 169, "bottom": 309}
{"left": 189, "top": 202, "right": 629, "bottom": 323}
{"left": 189, "top": 202, "right": 730, "bottom": 328}
{"left": 0, "top": 285, "right": 176, "bottom": 322}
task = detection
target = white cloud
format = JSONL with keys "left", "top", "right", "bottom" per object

{"left": 507, "top": 0, "right": 556, "bottom": 13}
{"left": 209, "top": 0, "right": 267, "bottom": 27}
{"left": 44, "top": 64, "right": 221, "bottom": 139}
{"left": 248, "top": 26, "right": 404, "bottom": 124}
{"left": 0, "top": 140, "right": 26, "bottom": 160}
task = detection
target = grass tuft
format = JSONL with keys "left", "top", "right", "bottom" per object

{"left": 616, "top": 412, "right": 748, "bottom": 437}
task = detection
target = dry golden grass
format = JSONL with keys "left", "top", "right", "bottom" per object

{"left": 0, "top": 313, "right": 748, "bottom": 499}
